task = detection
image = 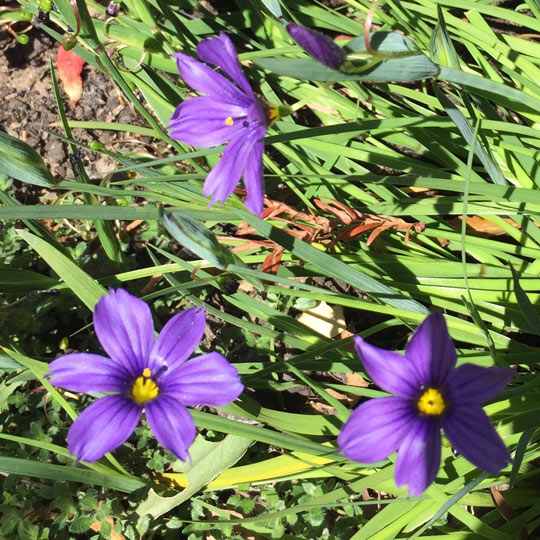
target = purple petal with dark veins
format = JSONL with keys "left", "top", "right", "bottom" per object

{"left": 394, "top": 417, "right": 441, "bottom": 496}
{"left": 47, "top": 353, "right": 131, "bottom": 393}
{"left": 196, "top": 33, "right": 254, "bottom": 97}
{"left": 203, "top": 130, "right": 258, "bottom": 207}
{"left": 353, "top": 336, "right": 421, "bottom": 398}
{"left": 150, "top": 306, "right": 205, "bottom": 371}
{"left": 406, "top": 311, "right": 456, "bottom": 387}
{"left": 287, "top": 24, "right": 346, "bottom": 69}
{"left": 338, "top": 397, "right": 416, "bottom": 463}
{"left": 67, "top": 395, "right": 141, "bottom": 462}
{"left": 443, "top": 406, "right": 511, "bottom": 474}
{"left": 242, "top": 134, "right": 265, "bottom": 215}
{"left": 173, "top": 53, "right": 251, "bottom": 108}
{"left": 246, "top": 101, "right": 267, "bottom": 125}
{"left": 445, "top": 364, "right": 514, "bottom": 405}
{"left": 161, "top": 352, "right": 243, "bottom": 406}
{"left": 169, "top": 97, "right": 247, "bottom": 147}
{"left": 145, "top": 395, "right": 196, "bottom": 461}
{"left": 93, "top": 289, "right": 154, "bottom": 376}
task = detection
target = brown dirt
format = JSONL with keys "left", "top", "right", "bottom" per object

{"left": 0, "top": 26, "right": 144, "bottom": 198}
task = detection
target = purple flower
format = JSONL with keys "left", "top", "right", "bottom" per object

{"left": 338, "top": 312, "right": 513, "bottom": 496}
{"left": 47, "top": 289, "right": 243, "bottom": 463}
{"left": 286, "top": 24, "right": 346, "bottom": 70}
{"left": 169, "top": 34, "right": 277, "bottom": 216}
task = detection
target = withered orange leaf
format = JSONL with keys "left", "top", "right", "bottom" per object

{"left": 56, "top": 45, "right": 84, "bottom": 106}
{"left": 262, "top": 246, "right": 284, "bottom": 274}
{"left": 449, "top": 216, "right": 520, "bottom": 237}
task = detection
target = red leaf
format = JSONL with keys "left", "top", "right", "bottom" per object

{"left": 262, "top": 247, "right": 284, "bottom": 274}
{"left": 56, "top": 45, "right": 84, "bottom": 106}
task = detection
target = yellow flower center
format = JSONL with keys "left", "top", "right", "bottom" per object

{"left": 264, "top": 103, "right": 280, "bottom": 126}
{"left": 131, "top": 368, "right": 159, "bottom": 405}
{"left": 417, "top": 388, "right": 446, "bottom": 416}
{"left": 225, "top": 116, "right": 234, "bottom": 126}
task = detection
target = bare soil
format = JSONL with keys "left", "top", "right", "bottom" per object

{"left": 0, "top": 26, "right": 143, "bottom": 199}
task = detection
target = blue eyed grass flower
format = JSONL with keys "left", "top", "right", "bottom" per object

{"left": 47, "top": 289, "right": 243, "bottom": 463}
{"left": 338, "top": 311, "right": 513, "bottom": 496}
{"left": 169, "top": 33, "right": 280, "bottom": 215}
{"left": 286, "top": 24, "right": 346, "bottom": 70}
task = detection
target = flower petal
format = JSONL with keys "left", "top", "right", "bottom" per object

{"left": 445, "top": 364, "right": 514, "bottom": 405}
{"left": 173, "top": 53, "right": 251, "bottom": 107}
{"left": 242, "top": 133, "right": 265, "bottom": 215}
{"left": 338, "top": 397, "right": 416, "bottom": 463}
{"left": 161, "top": 352, "right": 243, "bottom": 406}
{"left": 67, "top": 395, "right": 141, "bottom": 462}
{"left": 353, "top": 335, "right": 421, "bottom": 398}
{"left": 169, "top": 96, "right": 247, "bottom": 147}
{"left": 47, "top": 353, "right": 131, "bottom": 393}
{"left": 247, "top": 101, "right": 267, "bottom": 125}
{"left": 93, "top": 288, "right": 154, "bottom": 376}
{"left": 150, "top": 306, "right": 205, "bottom": 371}
{"left": 203, "top": 130, "right": 257, "bottom": 207}
{"left": 443, "top": 406, "right": 511, "bottom": 474}
{"left": 196, "top": 33, "right": 254, "bottom": 97}
{"left": 145, "top": 395, "right": 196, "bottom": 461}
{"left": 287, "top": 24, "right": 346, "bottom": 69}
{"left": 406, "top": 311, "right": 456, "bottom": 387}
{"left": 394, "top": 417, "right": 441, "bottom": 496}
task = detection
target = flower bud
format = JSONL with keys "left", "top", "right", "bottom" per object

{"left": 106, "top": 2, "right": 120, "bottom": 16}
{"left": 59, "top": 337, "right": 69, "bottom": 352}
{"left": 16, "top": 34, "right": 29, "bottom": 45}
{"left": 89, "top": 141, "right": 105, "bottom": 152}
{"left": 62, "top": 33, "right": 78, "bottom": 51}
{"left": 287, "top": 23, "right": 346, "bottom": 69}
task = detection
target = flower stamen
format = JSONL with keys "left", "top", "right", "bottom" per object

{"left": 225, "top": 116, "right": 234, "bottom": 126}
{"left": 132, "top": 371, "right": 159, "bottom": 405}
{"left": 417, "top": 388, "right": 445, "bottom": 416}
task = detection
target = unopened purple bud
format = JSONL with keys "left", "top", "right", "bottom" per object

{"left": 286, "top": 23, "right": 346, "bottom": 69}
{"left": 106, "top": 2, "right": 120, "bottom": 16}
{"left": 36, "top": 8, "right": 49, "bottom": 24}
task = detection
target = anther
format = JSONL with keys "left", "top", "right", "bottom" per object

{"left": 417, "top": 388, "right": 446, "bottom": 416}
{"left": 131, "top": 375, "right": 159, "bottom": 405}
